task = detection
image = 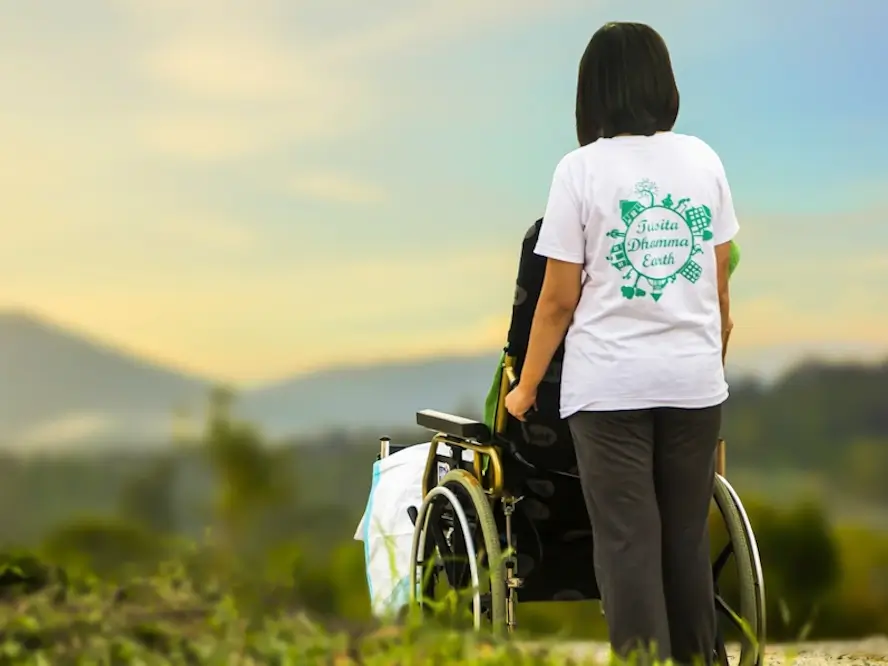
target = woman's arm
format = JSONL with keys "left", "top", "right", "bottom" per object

{"left": 715, "top": 241, "right": 732, "bottom": 365}
{"left": 506, "top": 153, "right": 585, "bottom": 420}
{"left": 518, "top": 259, "right": 583, "bottom": 391}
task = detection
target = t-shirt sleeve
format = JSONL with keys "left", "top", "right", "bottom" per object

{"left": 712, "top": 157, "right": 740, "bottom": 246}
{"left": 534, "top": 154, "right": 585, "bottom": 264}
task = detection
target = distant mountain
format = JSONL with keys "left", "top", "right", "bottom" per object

{"left": 0, "top": 310, "right": 212, "bottom": 449}
{"left": 1, "top": 309, "right": 885, "bottom": 450}
{"left": 0, "top": 310, "right": 498, "bottom": 449}
{"left": 238, "top": 354, "right": 500, "bottom": 439}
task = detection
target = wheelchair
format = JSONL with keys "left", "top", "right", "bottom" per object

{"left": 384, "top": 351, "right": 765, "bottom": 666}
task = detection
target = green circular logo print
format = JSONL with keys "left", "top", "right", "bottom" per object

{"left": 606, "top": 179, "right": 714, "bottom": 302}
{"left": 623, "top": 206, "right": 693, "bottom": 280}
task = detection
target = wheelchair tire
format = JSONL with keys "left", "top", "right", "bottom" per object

{"left": 408, "top": 469, "right": 507, "bottom": 632}
{"left": 713, "top": 474, "right": 766, "bottom": 666}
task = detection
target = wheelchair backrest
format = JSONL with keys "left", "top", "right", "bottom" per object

{"left": 500, "top": 219, "right": 578, "bottom": 476}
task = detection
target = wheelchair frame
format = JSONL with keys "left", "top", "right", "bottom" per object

{"left": 394, "top": 354, "right": 765, "bottom": 666}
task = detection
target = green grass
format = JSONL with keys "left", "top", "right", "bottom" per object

{"left": 0, "top": 552, "right": 618, "bottom": 665}
{"left": 0, "top": 587, "right": 599, "bottom": 665}
{"left": 0, "top": 538, "right": 775, "bottom": 666}
{"left": 0, "top": 557, "right": 762, "bottom": 666}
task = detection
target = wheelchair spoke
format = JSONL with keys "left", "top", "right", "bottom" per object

{"left": 428, "top": 513, "right": 452, "bottom": 561}
{"left": 428, "top": 498, "right": 469, "bottom": 592}
{"left": 450, "top": 494, "right": 483, "bottom": 589}
{"left": 426, "top": 488, "right": 489, "bottom": 600}
{"left": 712, "top": 541, "right": 734, "bottom": 580}
{"left": 716, "top": 593, "right": 746, "bottom": 634}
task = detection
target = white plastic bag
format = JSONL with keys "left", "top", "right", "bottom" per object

{"left": 353, "top": 441, "right": 473, "bottom": 618}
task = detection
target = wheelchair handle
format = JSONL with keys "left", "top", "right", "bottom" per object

{"left": 503, "top": 365, "right": 537, "bottom": 416}
{"left": 505, "top": 366, "right": 518, "bottom": 391}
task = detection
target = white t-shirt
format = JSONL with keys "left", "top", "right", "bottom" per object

{"left": 534, "top": 132, "right": 739, "bottom": 417}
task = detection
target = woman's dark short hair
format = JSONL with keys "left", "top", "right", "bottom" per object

{"left": 575, "top": 22, "right": 680, "bottom": 146}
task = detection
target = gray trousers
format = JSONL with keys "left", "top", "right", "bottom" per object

{"left": 568, "top": 405, "right": 721, "bottom": 665}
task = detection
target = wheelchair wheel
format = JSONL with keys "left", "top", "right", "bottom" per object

{"left": 713, "top": 474, "right": 766, "bottom": 666}
{"left": 408, "top": 469, "right": 507, "bottom": 633}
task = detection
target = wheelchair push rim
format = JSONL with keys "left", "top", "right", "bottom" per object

{"left": 408, "top": 469, "right": 507, "bottom": 633}
{"left": 713, "top": 474, "right": 766, "bottom": 666}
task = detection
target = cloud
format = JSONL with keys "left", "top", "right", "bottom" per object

{"left": 733, "top": 295, "right": 887, "bottom": 348}
{"left": 0, "top": 156, "right": 256, "bottom": 264}
{"left": 0, "top": 0, "right": 588, "bottom": 251}
{"left": 2, "top": 0, "right": 883, "bottom": 384}
{"left": 133, "top": 109, "right": 353, "bottom": 162}
{"left": 320, "top": 0, "right": 590, "bottom": 61}
{"left": 318, "top": 311, "right": 511, "bottom": 373}
{"left": 287, "top": 173, "right": 388, "bottom": 205}
{"left": 141, "top": 36, "right": 304, "bottom": 102}
{"left": 132, "top": 45, "right": 374, "bottom": 161}
{"left": 133, "top": 213, "right": 257, "bottom": 253}
{"left": 15, "top": 412, "right": 116, "bottom": 451}
{"left": 0, "top": 245, "right": 518, "bottom": 382}
{"left": 111, "top": 0, "right": 598, "bottom": 163}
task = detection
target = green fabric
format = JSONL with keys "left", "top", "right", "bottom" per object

{"left": 483, "top": 350, "right": 505, "bottom": 431}
{"left": 729, "top": 240, "right": 740, "bottom": 276}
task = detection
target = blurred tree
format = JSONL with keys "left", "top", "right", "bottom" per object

{"left": 722, "top": 361, "right": 888, "bottom": 472}
{"left": 843, "top": 437, "right": 888, "bottom": 503}
{"left": 41, "top": 516, "right": 164, "bottom": 577}
{"left": 119, "top": 453, "right": 178, "bottom": 535}
{"left": 820, "top": 525, "right": 888, "bottom": 637}
{"left": 0, "top": 359, "right": 885, "bottom": 641}
{"left": 201, "top": 386, "right": 294, "bottom": 552}
{"left": 750, "top": 497, "right": 841, "bottom": 639}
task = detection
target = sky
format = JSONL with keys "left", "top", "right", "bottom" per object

{"left": 1, "top": 0, "right": 886, "bottom": 384}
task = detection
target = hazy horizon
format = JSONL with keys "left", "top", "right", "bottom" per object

{"left": 3, "top": 308, "right": 885, "bottom": 391}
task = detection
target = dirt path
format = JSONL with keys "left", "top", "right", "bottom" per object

{"left": 544, "top": 636, "right": 888, "bottom": 665}
{"left": 751, "top": 638, "right": 888, "bottom": 666}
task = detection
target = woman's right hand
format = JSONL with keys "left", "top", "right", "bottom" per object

{"left": 505, "top": 383, "right": 537, "bottom": 422}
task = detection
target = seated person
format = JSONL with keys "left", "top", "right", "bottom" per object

{"left": 483, "top": 218, "right": 740, "bottom": 474}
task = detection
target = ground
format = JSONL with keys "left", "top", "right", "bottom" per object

{"left": 545, "top": 638, "right": 888, "bottom": 665}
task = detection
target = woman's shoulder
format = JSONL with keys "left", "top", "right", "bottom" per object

{"left": 667, "top": 132, "right": 716, "bottom": 153}
{"left": 553, "top": 132, "right": 728, "bottom": 176}
{"left": 554, "top": 142, "right": 611, "bottom": 177}
{"left": 669, "top": 133, "right": 726, "bottom": 168}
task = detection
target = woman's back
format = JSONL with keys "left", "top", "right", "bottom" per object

{"left": 535, "top": 131, "right": 738, "bottom": 416}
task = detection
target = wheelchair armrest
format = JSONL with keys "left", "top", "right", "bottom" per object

{"left": 416, "top": 409, "right": 491, "bottom": 442}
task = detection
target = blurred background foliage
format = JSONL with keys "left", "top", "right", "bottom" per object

{"left": 0, "top": 359, "right": 887, "bottom": 644}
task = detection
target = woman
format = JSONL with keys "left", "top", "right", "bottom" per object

{"left": 505, "top": 22, "right": 738, "bottom": 665}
